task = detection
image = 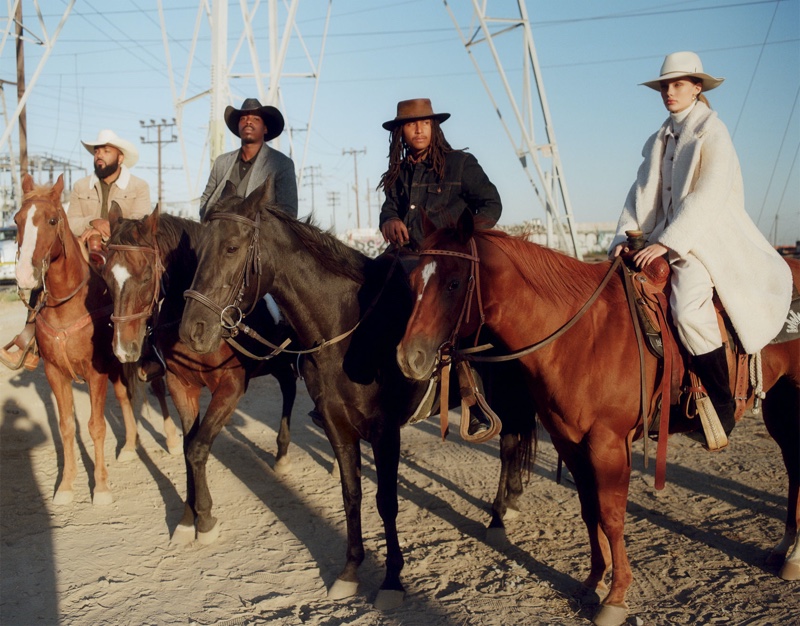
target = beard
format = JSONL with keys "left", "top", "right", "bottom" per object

{"left": 94, "top": 160, "right": 119, "bottom": 179}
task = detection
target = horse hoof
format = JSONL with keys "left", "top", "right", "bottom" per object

{"left": 485, "top": 526, "right": 509, "bottom": 548}
{"left": 327, "top": 578, "right": 358, "bottom": 600}
{"left": 503, "top": 506, "right": 520, "bottom": 521}
{"left": 92, "top": 490, "right": 114, "bottom": 506}
{"left": 167, "top": 444, "right": 183, "bottom": 457}
{"left": 374, "top": 589, "right": 404, "bottom": 611}
{"left": 197, "top": 522, "right": 221, "bottom": 545}
{"left": 779, "top": 560, "right": 800, "bottom": 581}
{"left": 117, "top": 448, "right": 137, "bottom": 463}
{"left": 273, "top": 456, "right": 292, "bottom": 475}
{"left": 592, "top": 603, "right": 629, "bottom": 626}
{"left": 52, "top": 490, "right": 74, "bottom": 505}
{"left": 170, "top": 524, "right": 196, "bottom": 545}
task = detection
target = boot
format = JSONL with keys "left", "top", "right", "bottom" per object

{"left": 692, "top": 346, "right": 736, "bottom": 438}
{"left": 457, "top": 362, "right": 492, "bottom": 436}
{"left": 0, "top": 321, "right": 39, "bottom": 371}
{"left": 136, "top": 337, "right": 166, "bottom": 382}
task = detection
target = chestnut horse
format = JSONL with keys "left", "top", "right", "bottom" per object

{"left": 12, "top": 174, "right": 179, "bottom": 505}
{"left": 396, "top": 210, "right": 800, "bottom": 626}
{"left": 178, "top": 183, "right": 536, "bottom": 608}
{"left": 103, "top": 204, "right": 298, "bottom": 544}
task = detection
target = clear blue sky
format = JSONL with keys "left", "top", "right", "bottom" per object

{"left": 2, "top": 0, "right": 798, "bottom": 245}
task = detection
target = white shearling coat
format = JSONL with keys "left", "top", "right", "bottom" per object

{"left": 610, "top": 101, "right": 792, "bottom": 354}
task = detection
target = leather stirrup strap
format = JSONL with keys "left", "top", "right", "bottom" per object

{"left": 653, "top": 292, "right": 672, "bottom": 490}
{"left": 439, "top": 361, "right": 451, "bottom": 442}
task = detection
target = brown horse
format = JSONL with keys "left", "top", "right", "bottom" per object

{"left": 396, "top": 210, "right": 800, "bottom": 626}
{"left": 12, "top": 174, "right": 179, "bottom": 505}
{"left": 103, "top": 204, "right": 297, "bottom": 544}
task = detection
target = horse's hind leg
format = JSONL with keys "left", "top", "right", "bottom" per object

{"left": 111, "top": 376, "right": 138, "bottom": 463}
{"left": 149, "top": 376, "right": 182, "bottom": 456}
{"left": 272, "top": 363, "right": 297, "bottom": 474}
{"left": 487, "top": 432, "right": 523, "bottom": 546}
{"left": 762, "top": 376, "right": 800, "bottom": 580}
{"left": 44, "top": 362, "right": 78, "bottom": 505}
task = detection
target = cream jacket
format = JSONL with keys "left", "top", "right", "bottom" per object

{"left": 610, "top": 102, "right": 792, "bottom": 353}
{"left": 67, "top": 165, "right": 151, "bottom": 236}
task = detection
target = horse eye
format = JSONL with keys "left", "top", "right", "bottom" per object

{"left": 49, "top": 217, "right": 58, "bottom": 226}
{"left": 448, "top": 279, "right": 460, "bottom": 291}
{"left": 226, "top": 245, "right": 238, "bottom": 254}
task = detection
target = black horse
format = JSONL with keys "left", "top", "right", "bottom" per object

{"left": 178, "top": 181, "right": 536, "bottom": 608}
{"left": 104, "top": 204, "right": 297, "bottom": 545}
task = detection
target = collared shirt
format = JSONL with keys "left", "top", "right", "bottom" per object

{"left": 233, "top": 147, "right": 261, "bottom": 197}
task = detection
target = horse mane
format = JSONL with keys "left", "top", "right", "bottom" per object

{"left": 259, "top": 205, "right": 368, "bottom": 284}
{"left": 112, "top": 212, "right": 203, "bottom": 250}
{"left": 474, "top": 229, "right": 617, "bottom": 307}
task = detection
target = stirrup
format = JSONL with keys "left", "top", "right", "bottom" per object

{"left": 684, "top": 395, "right": 729, "bottom": 451}
{"left": 0, "top": 327, "right": 38, "bottom": 371}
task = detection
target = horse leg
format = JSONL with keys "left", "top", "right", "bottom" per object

{"left": 326, "top": 433, "right": 364, "bottom": 601}
{"left": 762, "top": 377, "right": 800, "bottom": 580}
{"left": 149, "top": 376, "right": 182, "bottom": 456}
{"left": 44, "top": 361, "right": 78, "bottom": 505}
{"left": 166, "top": 376, "right": 201, "bottom": 544}
{"left": 111, "top": 376, "right": 138, "bottom": 463}
{"left": 86, "top": 372, "right": 113, "bottom": 505}
{"left": 371, "top": 426, "right": 405, "bottom": 610}
{"left": 586, "top": 430, "right": 635, "bottom": 626}
{"left": 187, "top": 380, "right": 243, "bottom": 544}
{"left": 272, "top": 364, "right": 297, "bottom": 474}
{"left": 487, "top": 431, "right": 528, "bottom": 547}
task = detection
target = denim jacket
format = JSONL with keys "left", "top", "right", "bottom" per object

{"left": 379, "top": 150, "right": 502, "bottom": 250}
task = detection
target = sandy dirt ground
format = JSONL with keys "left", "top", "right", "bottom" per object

{"left": 0, "top": 293, "right": 798, "bottom": 626}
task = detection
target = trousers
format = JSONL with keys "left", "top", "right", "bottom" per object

{"left": 668, "top": 251, "right": 723, "bottom": 356}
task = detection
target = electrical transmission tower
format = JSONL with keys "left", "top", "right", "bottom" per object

{"left": 157, "top": 0, "right": 332, "bottom": 209}
{"left": 444, "top": 0, "right": 581, "bottom": 258}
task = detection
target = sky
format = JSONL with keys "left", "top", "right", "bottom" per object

{"left": 1, "top": 0, "right": 798, "bottom": 246}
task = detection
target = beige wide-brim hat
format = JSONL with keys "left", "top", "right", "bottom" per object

{"left": 81, "top": 129, "right": 139, "bottom": 168}
{"left": 383, "top": 98, "right": 450, "bottom": 130}
{"left": 641, "top": 51, "right": 725, "bottom": 92}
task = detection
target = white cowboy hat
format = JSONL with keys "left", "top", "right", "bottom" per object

{"left": 641, "top": 51, "right": 725, "bottom": 92}
{"left": 81, "top": 129, "right": 139, "bottom": 168}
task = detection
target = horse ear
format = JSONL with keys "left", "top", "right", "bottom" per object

{"left": 220, "top": 180, "right": 238, "bottom": 201}
{"left": 455, "top": 208, "right": 475, "bottom": 244}
{"left": 21, "top": 173, "right": 34, "bottom": 194}
{"left": 108, "top": 202, "right": 123, "bottom": 231}
{"left": 251, "top": 177, "right": 275, "bottom": 209}
{"left": 53, "top": 174, "right": 64, "bottom": 198}
{"left": 145, "top": 203, "right": 160, "bottom": 235}
{"left": 420, "top": 209, "right": 438, "bottom": 239}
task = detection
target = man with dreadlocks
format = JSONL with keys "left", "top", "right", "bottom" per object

{"left": 378, "top": 98, "right": 502, "bottom": 250}
{"left": 378, "top": 98, "right": 503, "bottom": 438}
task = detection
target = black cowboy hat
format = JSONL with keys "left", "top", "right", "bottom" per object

{"left": 224, "top": 98, "right": 285, "bottom": 142}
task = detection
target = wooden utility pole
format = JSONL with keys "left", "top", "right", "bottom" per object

{"left": 15, "top": 1, "right": 28, "bottom": 176}
{"left": 140, "top": 119, "right": 177, "bottom": 208}
{"left": 342, "top": 147, "right": 366, "bottom": 229}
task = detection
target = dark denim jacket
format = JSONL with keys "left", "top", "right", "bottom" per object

{"left": 379, "top": 150, "right": 502, "bottom": 250}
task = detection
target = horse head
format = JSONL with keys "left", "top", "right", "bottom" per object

{"left": 14, "top": 173, "right": 70, "bottom": 290}
{"left": 398, "top": 208, "right": 482, "bottom": 381}
{"left": 180, "top": 180, "right": 274, "bottom": 354}
{"left": 104, "top": 203, "right": 163, "bottom": 362}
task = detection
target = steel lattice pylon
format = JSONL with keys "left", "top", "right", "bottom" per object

{"left": 444, "top": 0, "right": 581, "bottom": 258}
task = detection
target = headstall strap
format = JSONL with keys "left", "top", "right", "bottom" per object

{"left": 107, "top": 239, "right": 164, "bottom": 324}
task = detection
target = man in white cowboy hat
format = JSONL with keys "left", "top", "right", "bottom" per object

{"left": 199, "top": 97, "right": 297, "bottom": 219}
{"left": 68, "top": 129, "right": 152, "bottom": 240}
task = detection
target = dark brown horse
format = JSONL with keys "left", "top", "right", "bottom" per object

{"left": 177, "top": 183, "right": 536, "bottom": 609}
{"left": 103, "top": 204, "right": 297, "bottom": 544}
{"left": 12, "top": 174, "right": 178, "bottom": 505}
{"left": 396, "top": 210, "right": 800, "bottom": 626}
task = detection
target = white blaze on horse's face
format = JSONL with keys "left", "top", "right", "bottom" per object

{"left": 418, "top": 260, "right": 437, "bottom": 301}
{"left": 110, "top": 263, "right": 131, "bottom": 294}
{"left": 15, "top": 203, "right": 39, "bottom": 289}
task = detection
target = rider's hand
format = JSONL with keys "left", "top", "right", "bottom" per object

{"left": 633, "top": 243, "right": 669, "bottom": 269}
{"left": 381, "top": 219, "right": 410, "bottom": 247}
{"left": 88, "top": 218, "right": 111, "bottom": 241}
{"left": 610, "top": 243, "right": 628, "bottom": 259}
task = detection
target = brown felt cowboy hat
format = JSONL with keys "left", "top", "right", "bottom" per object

{"left": 224, "top": 98, "right": 285, "bottom": 142}
{"left": 382, "top": 98, "right": 450, "bottom": 130}
{"left": 641, "top": 51, "right": 725, "bottom": 92}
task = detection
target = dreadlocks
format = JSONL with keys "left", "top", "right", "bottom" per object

{"left": 378, "top": 119, "right": 454, "bottom": 193}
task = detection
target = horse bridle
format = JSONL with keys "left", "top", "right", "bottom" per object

{"left": 106, "top": 237, "right": 165, "bottom": 325}
{"left": 184, "top": 211, "right": 263, "bottom": 333}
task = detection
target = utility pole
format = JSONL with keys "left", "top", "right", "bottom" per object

{"left": 342, "top": 147, "right": 366, "bottom": 229}
{"left": 140, "top": 118, "right": 177, "bottom": 208}
{"left": 327, "top": 190, "right": 340, "bottom": 232}
{"left": 15, "top": 1, "right": 28, "bottom": 176}
{"left": 303, "top": 165, "right": 321, "bottom": 214}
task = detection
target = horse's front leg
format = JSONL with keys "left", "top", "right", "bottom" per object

{"left": 272, "top": 363, "right": 297, "bottom": 474}
{"left": 487, "top": 430, "right": 525, "bottom": 546}
{"left": 371, "top": 425, "right": 404, "bottom": 610}
{"left": 110, "top": 375, "right": 138, "bottom": 463}
{"left": 43, "top": 361, "right": 78, "bottom": 505}
{"left": 86, "top": 371, "right": 113, "bottom": 505}
{"left": 326, "top": 434, "right": 364, "bottom": 601}
{"left": 148, "top": 375, "right": 182, "bottom": 456}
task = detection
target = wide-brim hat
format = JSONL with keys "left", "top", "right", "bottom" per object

{"left": 224, "top": 98, "right": 285, "bottom": 142}
{"left": 382, "top": 98, "right": 450, "bottom": 131}
{"left": 81, "top": 129, "right": 139, "bottom": 168}
{"left": 641, "top": 51, "right": 724, "bottom": 92}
